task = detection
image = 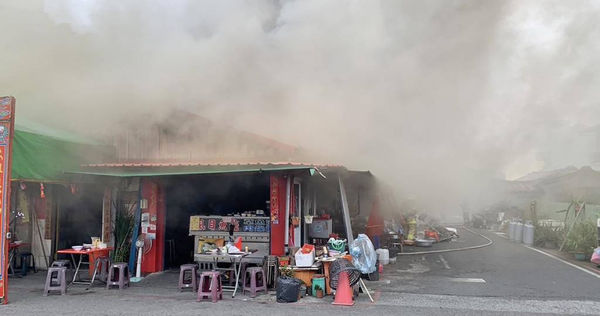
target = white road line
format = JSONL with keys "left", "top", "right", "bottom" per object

{"left": 439, "top": 254, "right": 451, "bottom": 270}
{"left": 449, "top": 278, "right": 486, "bottom": 283}
{"left": 523, "top": 245, "right": 600, "bottom": 279}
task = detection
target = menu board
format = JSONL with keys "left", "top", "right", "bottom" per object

{"left": 241, "top": 218, "right": 269, "bottom": 232}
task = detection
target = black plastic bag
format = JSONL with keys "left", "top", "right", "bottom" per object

{"left": 276, "top": 277, "right": 301, "bottom": 303}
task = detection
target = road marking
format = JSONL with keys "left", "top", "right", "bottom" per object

{"left": 449, "top": 278, "right": 486, "bottom": 283}
{"left": 495, "top": 232, "right": 509, "bottom": 239}
{"left": 524, "top": 245, "right": 600, "bottom": 279}
{"left": 396, "top": 263, "right": 430, "bottom": 274}
{"left": 439, "top": 255, "right": 450, "bottom": 269}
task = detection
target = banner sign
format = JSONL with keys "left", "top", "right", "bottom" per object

{"left": 270, "top": 175, "right": 279, "bottom": 224}
{"left": 0, "top": 96, "right": 15, "bottom": 304}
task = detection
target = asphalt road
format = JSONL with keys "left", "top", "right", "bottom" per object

{"left": 391, "top": 228, "right": 600, "bottom": 300}
{"left": 2, "top": 228, "right": 599, "bottom": 315}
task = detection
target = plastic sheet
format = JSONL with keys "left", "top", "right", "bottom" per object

{"left": 276, "top": 277, "right": 301, "bottom": 303}
{"left": 591, "top": 247, "right": 600, "bottom": 265}
{"left": 349, "top": 234, "right": 377, "bottom": 274}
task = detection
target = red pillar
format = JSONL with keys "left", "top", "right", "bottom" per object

{"left": 140, "top": 179, "right": 165, "bottom": 273}
{"left": 270, "top": 175, "right": 287, "bottom": 256}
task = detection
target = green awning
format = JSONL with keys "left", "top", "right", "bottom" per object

{"left": 67, "top": 164, "right": 317, "bottom": 177}
{"left": 12, "top": 129, "right": 113, "bottom": 182}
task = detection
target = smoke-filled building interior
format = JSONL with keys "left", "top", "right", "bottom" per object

{"left": 164, "top": 173, "right": 270, "bottom": 268}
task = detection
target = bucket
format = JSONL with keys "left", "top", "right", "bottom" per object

{"left": 376, "top": 248, "right": 390, "bottom": 265}
{"left": 311, "top": 274, "right": 326, "bottom": 297}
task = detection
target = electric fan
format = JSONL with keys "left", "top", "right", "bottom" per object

{"left": 131, "top": 233, "right": 153, "bottom": 282}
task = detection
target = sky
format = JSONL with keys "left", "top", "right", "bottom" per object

{"left": 1, "top": 0, "right": 600, "bottom": 213}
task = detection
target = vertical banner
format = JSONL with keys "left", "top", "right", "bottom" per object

{"left": 0, "top": 96, "right": 15, "bottom": 304}
{"left": 270, "top": 175, "right": 287, "bottom": 256}
{"left": 270, "top": 175, "right": 279, "bottom": 224}
{"left": 102, "top": 187, "right": 112, "bottom": 243}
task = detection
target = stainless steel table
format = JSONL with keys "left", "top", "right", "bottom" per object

{"left": 194, "top": 252, "right": 250, "bottom": 298}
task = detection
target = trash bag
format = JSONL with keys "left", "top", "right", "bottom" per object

{"left": 591, "top": 247, "right": 600, "bottom": 265}
{"left": 276, "top": 277, "right": 302, "bottom": 303}
{"left": 349, "top": 234, "right": 377, "bottom": 274}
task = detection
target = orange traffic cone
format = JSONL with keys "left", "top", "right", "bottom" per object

{"left": 332, "top": 271, "right": 354, "bottom": 306}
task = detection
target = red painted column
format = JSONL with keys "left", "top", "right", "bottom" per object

{"left": 270, "top": 175, "right": 287, "bottom": 256}
{"left": 140, "top": 179, "right": 165, "bottom": 273}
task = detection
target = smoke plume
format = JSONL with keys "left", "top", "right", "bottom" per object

{"left": 1, "top": 0, "right": 600, "bottom": 213}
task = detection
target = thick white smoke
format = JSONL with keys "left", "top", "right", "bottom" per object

{"left": 1, "top": 0, "right": 600, "bottom": 213}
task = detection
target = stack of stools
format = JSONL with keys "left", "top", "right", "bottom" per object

{"left": 242, "top": 267, "right": 267, "bottom": 297}
{"left": 178, "top": 264, "right": 198, "bottom": 291}
{"left": 92, "top": 256, "right": 110, "bottom": 283}
{"left": 197, "top": 271, "right": 223, "bottom": 303}
{"left": 43, "top": 266, "right": 67, "bottom": 296}
{"left": 264, "top": 255, "right": 278, "bottom": 288}
{"left": 19, "top": 252, "right": 37, "bottom": 276}
{"left": 106, "top": 262, "right": 130, "bottom": 290}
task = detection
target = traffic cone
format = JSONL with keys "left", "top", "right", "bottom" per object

{"left": 332, "top": 271, "right": 354, "bottom": 306}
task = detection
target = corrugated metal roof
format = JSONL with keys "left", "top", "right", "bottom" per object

{"left": 68, "top": 161, "right": 346, "bottom": 177}
{"left": 82, "top": 161, "right": 344, "bottom": 168}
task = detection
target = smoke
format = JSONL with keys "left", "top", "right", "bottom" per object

{"left": 1, "top": 0, "right": 600, "bottom": 213}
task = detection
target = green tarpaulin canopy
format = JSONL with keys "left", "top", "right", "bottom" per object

{"left": 11, "top": 124, "right": 112, "bottom": 182}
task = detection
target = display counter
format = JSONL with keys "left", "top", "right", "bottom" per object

{"left": 189, "top": 215, "right": 270, "bottom": 263}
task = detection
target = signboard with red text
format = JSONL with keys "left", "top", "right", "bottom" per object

{"left": 0, "top": 96, "right": 15, "bottom": 304}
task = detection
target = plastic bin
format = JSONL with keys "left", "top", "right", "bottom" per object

{"left": 311, "top": 274, "right": 326, "bottom": 297}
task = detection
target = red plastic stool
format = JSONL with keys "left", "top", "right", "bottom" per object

{"left": 178, "top": 264, "right": 198, "bottom": 291}
{"left": 242, "top": 267, "right": 267, "bottom": 297}
{"left": 197, "top": 271, "right": 223, "bottom": 303}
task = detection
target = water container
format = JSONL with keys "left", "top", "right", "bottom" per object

{"left": 376, "top": 248, "right": 390, "bottom": 265}
{"left": 508, "top": 222, "right": 515, "bottom": 240}
{"left": 523, "top": 222, "right": 534, "bottom": 246}
{"left": 515, "top": 222, "right": 524, "bottom": 243}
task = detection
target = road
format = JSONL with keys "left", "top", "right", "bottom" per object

{"left": 373, "top": 228, "right": 600, "bottom": 314}
{"left": 2, "top": 228, "right": 599, "bottom": 315}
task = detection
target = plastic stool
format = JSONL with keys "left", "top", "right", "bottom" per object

{"left": 19, "top": 252, "right": 37, "bottom": 276}
{"left": 242, "top": 267, "right": 267, "bottom": 297}
{"left": 106, "top": 262, "right": 130, "bottom": 290}
{"left": 51, "top": 260, "right": 70, "bottom": 268}
{"left": 92, "top": 256, "right": 110, "bottom": 283}
{"left": 197, "top": 271, "right": 223, "bottom": 303}
{"left": 43, "top": 267, "right": 67, "bottom": 296}
{"left": 178, "top": 264, "right": 198, "bottom": 291}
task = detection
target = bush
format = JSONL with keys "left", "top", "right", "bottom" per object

{"left": 112, "top": 200, "right": 136, "bottom": 263}
{"left": 563, "top": 221, "right": 597, "bottom": 257}
{"left": 534, "top": 224, "right": 563, "bottom": 248}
